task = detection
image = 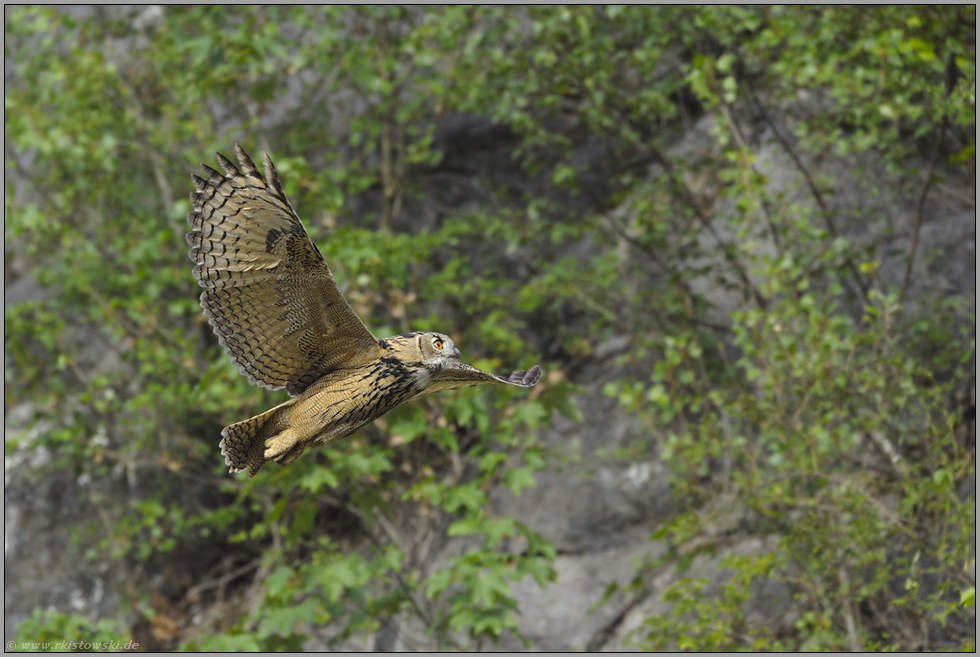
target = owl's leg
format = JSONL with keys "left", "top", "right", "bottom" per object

{"left": 262, "top": 428, "right": 303, "bottom": 463}
{"left": 220, "top": 397, "right": 298, "bottom": 477}
{"left": 272, "top": 440, "right": 307, "bottom": 466}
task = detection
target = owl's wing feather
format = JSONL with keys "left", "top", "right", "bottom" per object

{"left": 414, "top": 363, "right": 542, "bottom": 398}
{"left": 187, "top": 145, "right": 381, "bottom": 396}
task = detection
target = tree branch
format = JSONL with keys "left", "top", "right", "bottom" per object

{"left": 650, "top": 148, "right": 768, "bottom": 310}
{"left": 718, "top": 97, "right": 786, "bottom": 259}
{"left": 898, "top": 118, "right": 947, "bottom": 308}
{"left": 750, "top": 95, "right": 871, "bottom": 301}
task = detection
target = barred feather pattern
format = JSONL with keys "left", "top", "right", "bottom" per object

{"left": 186, "top": 147, "right": 543, "bottom": 476}
{"left": 218, "top": 334, "right": 431, "bottom": 475}
{"left": 186, "top": 145, "right": 380, "bottom": 396}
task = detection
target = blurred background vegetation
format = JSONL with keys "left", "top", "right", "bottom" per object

{"left": 4, "top": 5, "right": 975, "bottom": 651}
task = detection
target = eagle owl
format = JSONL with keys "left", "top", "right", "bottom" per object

{"left": 186, "top": 145, "right": 541, "bottom": 476}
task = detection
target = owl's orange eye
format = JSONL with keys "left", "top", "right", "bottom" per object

{"left": 433, "top": 338, "right": 444, "bottom": 350}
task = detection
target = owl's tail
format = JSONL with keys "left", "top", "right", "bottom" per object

{"left": 219, "top": 398, "right": 301, "bottom": 477}
{"left": 220, "top": 412, "right": 272, "bottom": 477}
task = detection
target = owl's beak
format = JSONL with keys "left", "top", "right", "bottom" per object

{"left": 451, "top": 347, "right": 461, "bottom": 359}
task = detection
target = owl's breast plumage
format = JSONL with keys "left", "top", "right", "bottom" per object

{"left": 287, "top": 357, "right": 428, "bottom": 448}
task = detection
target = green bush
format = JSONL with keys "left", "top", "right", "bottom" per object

{"left": 11, "top": 610, "right": 132, "bottom": 652}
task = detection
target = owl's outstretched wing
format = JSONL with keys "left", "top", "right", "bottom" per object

{"left": 186, "top": 145, "right": 381, "bottom": 396}
{"left": 413, "top": 363, "right": 542, "bottom": 399}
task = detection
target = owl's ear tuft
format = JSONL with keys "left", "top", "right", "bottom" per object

{"left": 508, "top": 364, "right": 542, "bottom": 387}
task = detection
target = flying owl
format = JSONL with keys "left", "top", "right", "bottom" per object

{"left": 186, "top": 145, "right": 541, "bottom": 476}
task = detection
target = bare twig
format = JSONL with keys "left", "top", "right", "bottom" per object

{"left": 585, "top": 535, "right": 737, "bottom": 651}
{"left": 380, "top": 113, "right": 395, "bottom": 231}
{"left": 898, "top": 118, "right": 947, "bottom": 308}
{"left": 146, "top": 147, "right": 177, "bottom": 233}
{"left": 751, "top": 95, "right": 871, "bottom": 301}
{"left": 718, "top": 97, "right": 786, "bottom": 257}
{"left": 866, "top": 430, "right": 907, "bottom": 476}
{"left": 838, "top": 563, "right": 862, "bottom": 652}
{"left": 751, "top": 97, "right": 838, "bottom": 236}
{"left": 600, "top": 214, "right": 733, "bottom": 333}
{"left": 373, "top": 505, "right": 408, "bottom": 555}
{"left": 650, "top": 148, "right": 768, "bottom": 310}
{"left": 325, "top": 492, "right": 458, "bottom": 650}
{"left": 355, "top": 514, "right": 456, "bottom": 649}
{"left": 186, "top": 558, "right": 262, "bottom": 599}
{"left": 424, "top": 172, "right": 502, "bottom": 212}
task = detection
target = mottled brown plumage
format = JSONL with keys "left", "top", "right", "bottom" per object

{"left": 186, "top": 145, "right": 541, "bottom": 476}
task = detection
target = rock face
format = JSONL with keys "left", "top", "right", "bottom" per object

{"left": 490, "top": 366, "right": 677, "bottom": 650}
{"left": 492, "top": 379, "right": 676, "bottom": 556}
{"left": 3, "top": 462, "right": 122, "bottom": 641}
{"left": 472, "top": 115, "right": 974, "bottom": 651}
{"left": 4, "top": 102, "right": 974, "bottom": 651}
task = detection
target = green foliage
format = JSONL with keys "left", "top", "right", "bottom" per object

{"left": 5, "top": 4, "right": 973, "bottom": 651}
{"left": 4, "top": 5, "right": 581, "bottom": 650}
{"left": 624, "top": 274, "right": 973, "bottom": 650}
{"left": 12, "top": 609, "right": 132, "bottom": 652}
{"left": 590, "top": 5, "right": 974, "bottom": 651}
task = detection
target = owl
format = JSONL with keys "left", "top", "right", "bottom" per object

{"left": 186, "top": 145, "right": 541, "bottom": 476}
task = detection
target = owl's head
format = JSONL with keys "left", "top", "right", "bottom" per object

{"left": 419, "top": 332, "right": 461, "bottom": 366}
